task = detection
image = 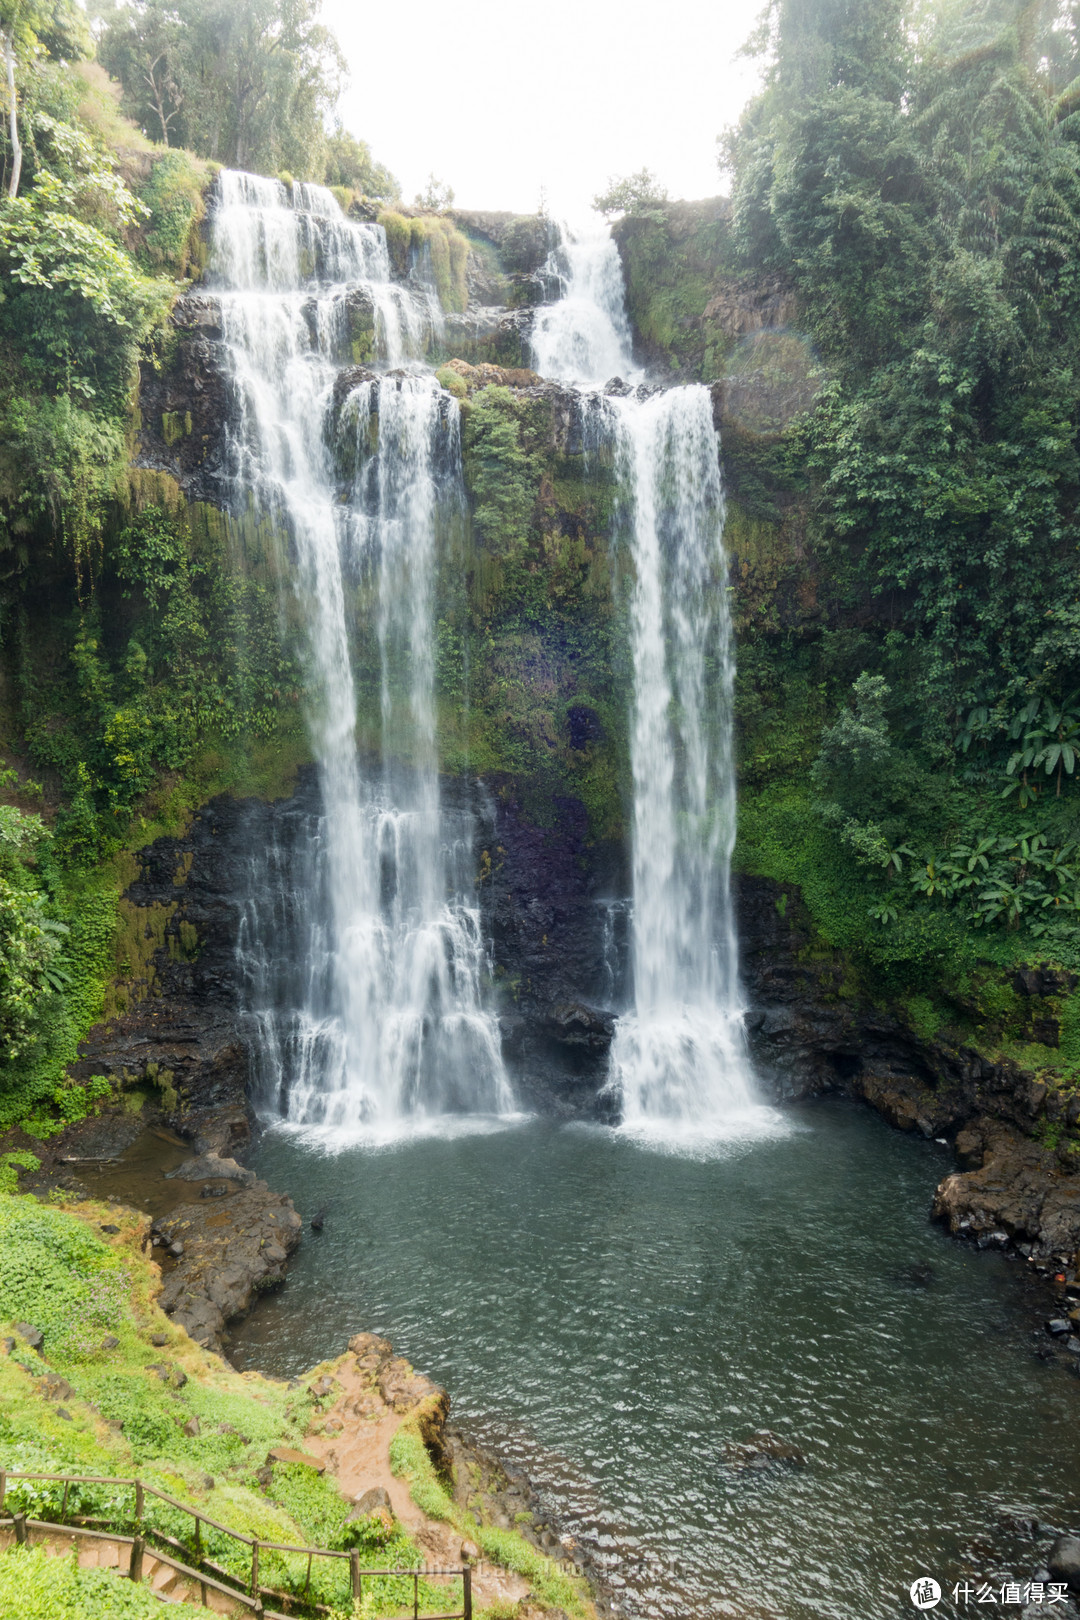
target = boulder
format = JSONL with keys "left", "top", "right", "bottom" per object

{"left": 1048, "top": 1535, "right": 1080, "bottom": 1593}
{"left": 721, "top": 1430, "right": 807, "bottom": 1471}
{"left": 354, "top": 1486, "right": 392, "bottom": 1516}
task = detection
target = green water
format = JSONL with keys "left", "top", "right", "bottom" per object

{"left": 230, "top": 1100, "right": 1079, "bottom": 1619}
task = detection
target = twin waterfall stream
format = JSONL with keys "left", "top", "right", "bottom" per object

{"left": 214, "top": 171, "right": 758, "bottom": 1137}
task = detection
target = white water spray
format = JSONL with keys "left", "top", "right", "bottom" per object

{"left": 216, "top": 170, "right": 512, "bottom": 1134}
{"left": 532, "top": 223, "right": 764, "bottom": 1132}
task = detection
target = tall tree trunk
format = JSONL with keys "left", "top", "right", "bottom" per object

{"left": 3, "top": 31, "right": 20, "bottom": 200}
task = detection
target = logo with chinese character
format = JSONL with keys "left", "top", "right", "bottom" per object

{"left": 911, "top": 1577, "right": 942, "bottom": 1609}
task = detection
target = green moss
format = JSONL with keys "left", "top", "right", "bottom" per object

{"left": 613, "top": 199, "right": 737, "bottom": 377}
{"left": 902, "top": 994, "right": 941, "bottom": 1043}
{"left": 138, "top": 150, "right": 208, "bottom": 280}
{"left": 377, "top": 209, "right": 410, "bottom": 276}
{"left": 1058, "top": 990, "right": 1080, "bottom": 1077}
{"left": 160, "top": 410, "right": 192, "bottom": 447}
{"left": 436, "top": 365, "right": 468, "bottom": 400}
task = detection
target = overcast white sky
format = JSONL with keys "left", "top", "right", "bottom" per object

{"left": 322, "top": 0, "right": 767, "bottom": 217}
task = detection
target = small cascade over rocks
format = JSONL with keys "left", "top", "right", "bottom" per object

{"left": 215, "top": 169, "right": 512, "bottom": 1136}
{"left": 531, "top": 224, "right": 771, "bottom": 1137}
{"left": 531, "top": 228, "right": 638, "bottom": 387}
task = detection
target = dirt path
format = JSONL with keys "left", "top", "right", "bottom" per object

{"left": 302, "top": 1335, "right": 532, "bottom": 1612}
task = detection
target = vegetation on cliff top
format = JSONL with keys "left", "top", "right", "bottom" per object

{"left": 97, "top": 0, "right": 398, "bottom": 193}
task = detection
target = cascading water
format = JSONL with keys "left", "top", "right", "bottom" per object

{"left": 531, "top": 230, "right": 637, "bottom": 386}
{"left": 532, "top": 225, "right": 763, "bottom": 1131}
{"left": 216, "top": 170, "right": 512, "bottom": 1134}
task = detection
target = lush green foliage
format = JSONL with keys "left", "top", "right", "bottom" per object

{"left": 722, "top": 0, "right": 1080, "bottom": 999}
{"left": 323, "top": 125, "right": 399, "bottom": 202}
{"left": 0, "top": 1197, "right": 130, "bottom": 1353}
{"left": 0, "top": 1546, "right": 204, "bottom": 1620}
{"left": 0, "top": 1197, "right": 438, "bottom": 1615}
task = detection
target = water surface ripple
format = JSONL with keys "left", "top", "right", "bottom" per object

{"left": 231, "top": 1101, "right": 1080, "bottom": 1619}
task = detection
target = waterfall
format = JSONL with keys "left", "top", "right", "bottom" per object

{"left": 215, "top": 170, "right": 513, "bottom": 1135}
{"left": 532, "top": 225, "right": 763, "bottom": 1132}
{"left": 531, "top": 230, "right": 637, "bottom": 385}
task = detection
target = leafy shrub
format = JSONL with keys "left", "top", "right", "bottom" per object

{"left": 0, "top": 1199, "right": 130, "bottom": 1354}
{"left": 0, "top": 1545, "right": 205, "bottom": 1619}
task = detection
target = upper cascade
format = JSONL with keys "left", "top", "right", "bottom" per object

{"left": 211, "top": 169, "right": 390, "bottom": 293}
{"left": 210, "top": 167, "right": 435, "bottom": 367}
{"left": 530, "top": 226, "right": 639, "bottom": 387}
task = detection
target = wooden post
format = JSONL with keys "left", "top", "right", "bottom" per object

{"left": 350, "top": 1549, "right": 361, "bottom": 1602}
{"left": 194, "top": 1515, "right": 202, "bottom": 1560}
{"left": 463, "top": 1563, "right": 472, "bottom": 1620}
{"left": 129, "top": 1535, "right": 144, "bottom": 1583}
{"left": 134, "top": 1481, "right": 144, "bottom": 1527}
{"left": 0, "top": 1470, "right": 7, "bottom": 1515}
{"left": 60, "top": 1480, "right": 70, "bottom": 1524}
{"left": 12, "top": 1513, "right": 26, "bottom": 1546}
{"left": 250, "top": 1539, "right": 259, "bottom": 1597}
{"left": 413, "top": 1568, "right": 419, "bottom": 1620}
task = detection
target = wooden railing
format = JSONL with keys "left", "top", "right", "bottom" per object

{"left": 0, "top": 1471, "right": 472, "bottom": 1619}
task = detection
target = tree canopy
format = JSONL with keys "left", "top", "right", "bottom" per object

{"left": 96, "top": 0, "right": 394, "bottom": 186}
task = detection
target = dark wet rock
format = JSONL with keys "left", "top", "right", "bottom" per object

{"left": 931, "top": 1124, "right": 1080, "bottom": 1262}
{"left": 721, "top": 1429, "right": 807, "bottom": 1471}
{"left": 57, "top": 1114, "right": 144, "bottom": 1164}
{"left": 167, "top": 1152, "right": 256, "bottom": 1188}
{"left": 310, "top": 1210, "right": 325, "bottom": 1231}
{"left": 70, "top": 792, "right": 297, "bottom": 1154}
{"left": 894, "top": 1263, "right": 936, "bottom": 1289}
{"left": 99, "top": 1223, "right": 120, "bottom": 1234}
{"left": 154, "top": 1171, "right": 302, "bottom": 1354}
{"left": 995, "top": 1504, "right": 1040, "bottom": 1537}
{"left": 135, "top": 293, "right": 230, "bottom": 504}
{"left": 1049, "top": 1536, "right": 1080, "bottom": 1592}
{"left": 101, "top": 1336, "right": 119, "bottom": 1351}
{"left": 15, "top": 1323, "right": 43, "bottom": 1350}
{"left": 150, "top": 1333, "right": 168, "bottom": 1347}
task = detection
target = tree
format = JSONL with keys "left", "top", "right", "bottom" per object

{"left": 95, "top": 0, "right": 187, "bottom": 146}
{"left": 592, "top": 167, "right": 668, "bottom": 217}
{"left": 324, "top": 123, "right": 398, "bottom": 200}
{"left": 0, "top": 0, "right": 88, "bottom": 197}
{"left": 413, "top": 172, "right": 453, "bottom": 212}
{"left": 99, "top": 0, "right": 346, "bottom": 176}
